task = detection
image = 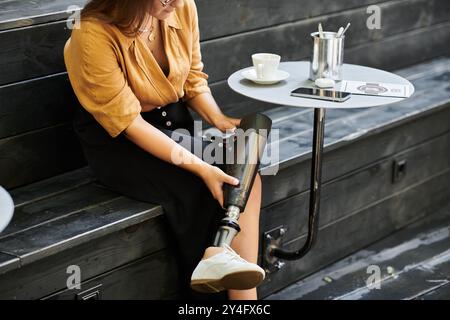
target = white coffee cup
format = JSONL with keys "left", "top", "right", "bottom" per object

{"left": 252, "top": 53, "right": 281, "bottom": 80}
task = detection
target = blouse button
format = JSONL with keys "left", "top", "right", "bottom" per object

{"left": 162, "top": 111, "right": 167, "bottom": 117}
{"left": 166, "top": 121, "right": 172, "bottom": 127}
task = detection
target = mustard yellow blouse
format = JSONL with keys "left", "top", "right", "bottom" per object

{"left": 64, "top": 0, "right": 211, "bottom": 138}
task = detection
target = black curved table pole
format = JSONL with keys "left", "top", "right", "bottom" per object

{"left": 271, "top": 107, "right": 326, "bottom": 260}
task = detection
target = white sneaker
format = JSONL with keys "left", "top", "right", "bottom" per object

{"left": 190, "top": 244, "right": 266, "bottom": 293}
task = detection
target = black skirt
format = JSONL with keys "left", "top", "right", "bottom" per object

{"left": 72, "top": 100, "right": 228, "bottom": 300}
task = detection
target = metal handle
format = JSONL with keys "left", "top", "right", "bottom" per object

{"left": 76, "top": 284, "right": 102, "bottom": 300}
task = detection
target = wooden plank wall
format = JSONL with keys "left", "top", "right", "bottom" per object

{"left": 1, "top": 0, "right": 449, "bottom": 189}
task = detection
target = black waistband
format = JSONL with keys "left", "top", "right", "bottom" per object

{"left": 141, "top": 99, "right": 194, "bottom": 133}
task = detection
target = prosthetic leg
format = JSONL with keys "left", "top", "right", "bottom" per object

{"left": 213, "top": 113, "right": 272, "bottom": 247}
{"left": 190, "top": 113, "right": 272, "bottom": 294}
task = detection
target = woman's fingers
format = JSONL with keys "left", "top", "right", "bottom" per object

{"left": 225, "top": 118, "right": 241, "bottom": 132}
{"left": 221, "top": 171, "right": 239, "bottom": 186}
{"left": 204, "top": 166, "right": 239, "bottom": 208}
{"left": 230, "top": 117, "right": 241, "bottom": 127}
{"left": 215, "top": 116, "right": 242, "bottom": 133}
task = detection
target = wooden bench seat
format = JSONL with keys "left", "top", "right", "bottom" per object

{"left": 0, "top": 168, "right": 174, "bottom": 299}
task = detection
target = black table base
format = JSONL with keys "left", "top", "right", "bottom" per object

{"left": 264, "top": 108, "right": 326, "bottom": 272}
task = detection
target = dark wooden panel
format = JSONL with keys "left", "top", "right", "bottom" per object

{"left": 347, "top": 264, "right": 450, "bottom": 300}
{"left": 0, "top": 73, "right": 76, "bottom": 139}
{"left": 201, "top": 1, "right": 450, "bottom": 83}
{"left": 261, "top": 131, "right": 450, "bottom": 248}
{"left": 417, "top": 282, "right": 450, "bottom": 300}
{"left": 0, "top": 0, "right": 390, "bottom": 38}
{"left": 43, "top": 250, "right": 179, "bottom": 300}
{"left": 0, "top": 196, "right": 162, "bottom": 266}
{"left": 3, "top": 0, "right": 448, "bottom": 42}
{"left": 0, "top": 213, "right": 170, "bottom": 299}
{"left": 1, "top": 0, "right": 449, "bottom": 85}
{"left": 0, "top": 0, "right": 378, "bottom": 35}
{"left": 197, "top": 0, "right": 381, "bottom": 40}
{"left": 318, "top": 0, "right": 450, "bottom": 48}
{"left": 0, "top": 0, "right": 86, "bottom": 31}
{"left": 0, "top": 20, "right": 70, "bottom": 85}
{"left": 267, "top": 202, "right": 450, "bottom": 299}
{"left": 258, "top": 169, "right": 450, "bottom": 297}
{"left": 338, "top": 238, "right": 450, "bottom": 300}
{"left": 0, "top": 124, "right": 86, "bottom": 190}
{"left": 8, "top": 167, "right": 94, "bottom": 208}
{"left": 0, "top": 71, "right": 270, "bottom": 138}
{"left": 262, "top": 106, "right": 450, "bottom": 207}
{"left": 1, "top": 183, "right": 121, "bottom": 238}
{"left": 396, "top": 56, "right": 450, "bottom": 79}
{"left": 0, "top": 252, "right": 19, "bottom": 276}
{"left": 323, "top": 268, "right": 449, "bottom": 300}
{"left": 346, "top": 21, "right": 450, "bottom": 71}
{"left": 0, "top": 72, "right": 271, "bottom": 138}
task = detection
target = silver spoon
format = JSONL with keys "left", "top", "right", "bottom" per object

{"left": 338, "top": 23, "right": 351, "bottom": 38}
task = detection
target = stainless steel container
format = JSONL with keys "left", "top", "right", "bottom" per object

{"left": 309, "top": 31, "right": 345, "bottom": 81}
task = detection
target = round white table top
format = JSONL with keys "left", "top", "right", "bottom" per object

{"left": 228, "top": 61, "right": 415, "bottom": 109}
{"left": 0, "top": 186, "right": 14, "bottom": 234}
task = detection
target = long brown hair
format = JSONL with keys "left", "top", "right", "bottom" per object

{"left": 81, "top": 0, "right": 153, "bottom": 36}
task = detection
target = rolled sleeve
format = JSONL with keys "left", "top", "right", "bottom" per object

{"left": 64, "top": 21, "right": 141, "bottom": 138}
{"left": 182, "top": 1, "right": 212, "bottom": 102}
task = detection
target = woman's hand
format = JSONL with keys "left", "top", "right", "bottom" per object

{"left": 212, "top": 114, "right": 241, "bottom": 133}
{"left": 198, "top": 163, "right": 239, "bottom": 209}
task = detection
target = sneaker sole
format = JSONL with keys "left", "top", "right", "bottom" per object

{"left": 190, "top": 270, "right": 265, "bottom": 293}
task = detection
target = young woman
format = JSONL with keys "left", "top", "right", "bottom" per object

{"left": 64, "top": 0, "right": 265, "bottom": 300}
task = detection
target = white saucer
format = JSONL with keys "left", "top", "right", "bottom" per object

{"left": 241, "top": 68, "right": 290, "bottom": 85}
